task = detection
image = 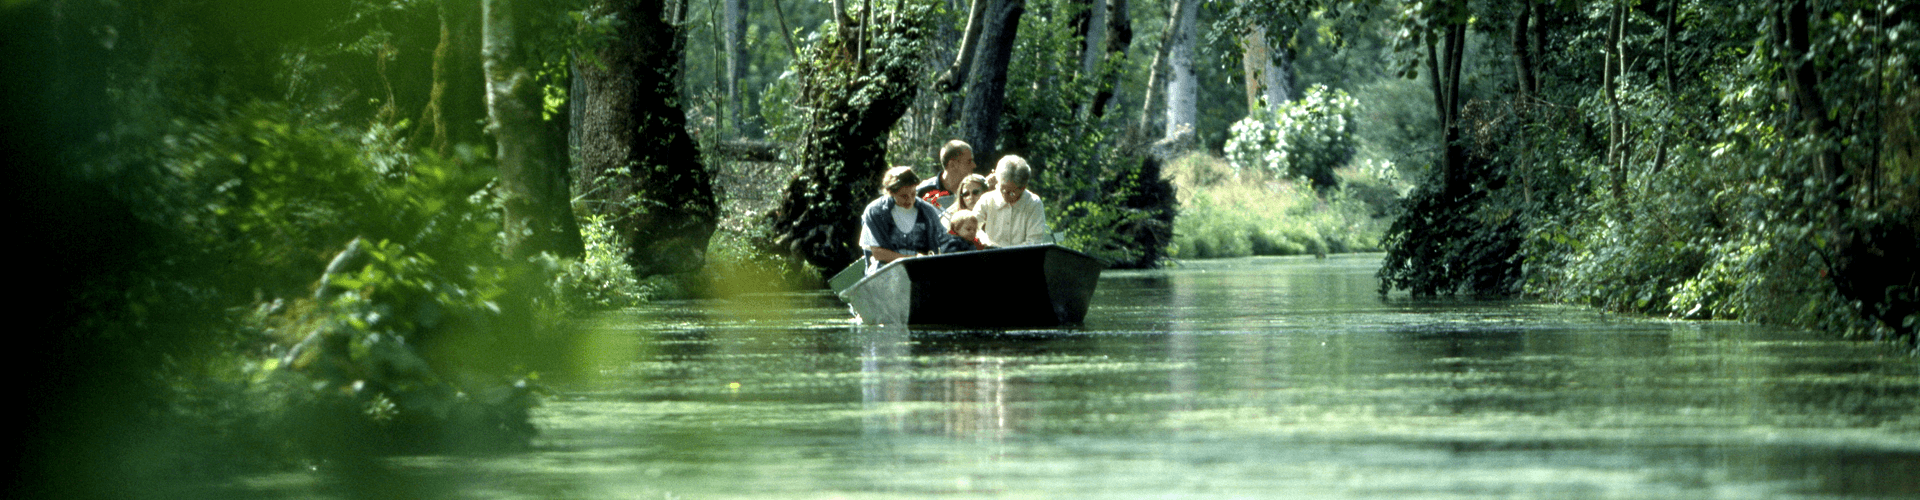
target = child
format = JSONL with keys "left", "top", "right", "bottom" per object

{"left": 938, "top": 210, "right": 987, "bottom": 253}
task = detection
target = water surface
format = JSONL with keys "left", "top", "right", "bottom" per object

{"left": 250, "top": 254, "right": 1920, "bottom": 498}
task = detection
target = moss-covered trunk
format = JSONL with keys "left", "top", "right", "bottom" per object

{"left": 576, "top": 0, "right": 720, "bottom": 277}
{"left": 768, "top": 2, "right": 933, "bottom": 273}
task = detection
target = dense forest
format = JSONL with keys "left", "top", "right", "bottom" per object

{"left": 7, "top": 0, "right": 1914, "bottom": 496}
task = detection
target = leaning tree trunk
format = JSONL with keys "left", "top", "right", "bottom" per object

{"left": 959, "top": 0, "right": 1026, "bottom": 166}
{"left": 575, "top": 0, "right": 719, "bottom": 277}
{"left": 483, "top": 0, "right": 584, "bottom": 260}
{"left": 768, "top": 2, "right": 933, "bottom": 273}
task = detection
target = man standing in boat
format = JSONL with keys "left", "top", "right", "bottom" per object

{"left": 975, "top": 155, "right": 1049, "bottom": 247}
{"left": 860, "top": 166, "right": 950, "bottom": 274}
{"left": 914, "top": 140, "right": 976, "bottom": 210}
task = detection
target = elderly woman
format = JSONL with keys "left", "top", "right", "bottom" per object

{"left": 860, "top": 166, "right": 949, "bottom": 274}
{"left": 974, "top": 155, "right": 1049, "bottom": 247}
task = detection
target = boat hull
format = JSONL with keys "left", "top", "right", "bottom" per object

{"left": 838, "top": 244, "right": 1104, "bottom": 327}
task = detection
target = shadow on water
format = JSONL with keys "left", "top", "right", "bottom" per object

{"left": 214, "top": 254, "right": 1920, "bottom": 499}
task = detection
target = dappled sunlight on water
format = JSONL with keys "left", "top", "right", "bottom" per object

{"left": 234, "top": 254, "right": 1920, "bottom": 499}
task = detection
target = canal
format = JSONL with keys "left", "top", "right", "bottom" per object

{"left": 245, "top": 254, "right": 1920, "bottom": 498}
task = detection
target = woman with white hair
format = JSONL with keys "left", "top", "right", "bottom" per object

{"left": 859, "top": 166, "right": 949, "bottom": 274}
{"left": 974, "top": 155, "right": 1049, "bottom": 247}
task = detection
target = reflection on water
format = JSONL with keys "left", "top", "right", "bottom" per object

{"left": 233, "top": 254, "right": 1920, "bottom": 499}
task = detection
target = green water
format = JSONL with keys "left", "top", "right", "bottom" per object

{"left": 246, "top": 254, "right": 1920, "bottom": 498}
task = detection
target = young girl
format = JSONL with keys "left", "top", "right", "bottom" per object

{"left": 942, "top": 174, "right": 991, "bottom": 226}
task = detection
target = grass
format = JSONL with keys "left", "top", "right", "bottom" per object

{"left": 1167, "top": 153, "right": 1403, "bottom": 260}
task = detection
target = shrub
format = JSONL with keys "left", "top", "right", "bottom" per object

{"left": 547, "top": 214, "right": 650, "bottom": 311}
{"left": 1223, "top": 85, "right": 1358, "bottom": 190}
{"left": 1168, "top": 154, "right": 1389, "bottom": 259}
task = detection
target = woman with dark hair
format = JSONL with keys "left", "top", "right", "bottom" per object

{"left": 859, "top": 166, "right": 950, "bottom": 275}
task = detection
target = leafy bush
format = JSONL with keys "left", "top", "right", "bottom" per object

{"left": 125, "top": 102, "right": 547, "bottom": 460}
{"left": 1223, "top": 85, "right": 1358, "bottom": 190}
{"left": 1168, "top": 154, "right": 1389, "bottom": 259}
{"left": 547, "top": 214, "right": 650, "bottom": 310}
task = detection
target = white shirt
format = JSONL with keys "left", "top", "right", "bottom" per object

{"left": 859, "top": 202, "right": 925, "bottom": 262}
{"left": 975, "top": 189, "right": 1048, "bottom": 247}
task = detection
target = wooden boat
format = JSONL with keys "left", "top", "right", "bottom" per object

{"left": 836, "top": 244, "right": 1104, "bottom": 327}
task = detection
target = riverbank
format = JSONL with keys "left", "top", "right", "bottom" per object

{"left": 1167, "top": 154, "right": 1405, "bottom": 259}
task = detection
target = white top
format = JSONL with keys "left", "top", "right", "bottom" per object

{"left": 975, "top": 189, "right": 1048, "bottom": 247}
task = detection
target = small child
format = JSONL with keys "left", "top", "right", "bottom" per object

{"left": 939, "top": 210, "right": 987, "bottom": 253}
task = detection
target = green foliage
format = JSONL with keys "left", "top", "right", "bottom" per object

{"left": 1224, "top": 84, "right": 1357, "bottom": 190}
{"left": 706, "top": 221, "right": 824, "bottom": 295}
{"left": 1168, "top": 154, "right": 1390, "bottom": 259}
{"left": 152, "top": 104, "right": 499, "bottom": 293}
{"left": 116, "top": 99, "right": 551, "bottom": 461}
{"left": 997, "top": 0, "right": 1178, "bottom": 268}
{"left": 546, "top": 215, "right": 651, "bottom": 310}
{"left": 1004, "top": 0, "right": 1117, "bottom": 201}
{"left": 1375, "top": 0, "right": 1920, "bottom": 349}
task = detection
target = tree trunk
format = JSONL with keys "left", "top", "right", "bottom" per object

{"left": 575, "top": 0, "right": 719, "bottom": 277}
{"left": 1779, "top": 0, "right": 1844, "bottom": 194}
{"left": 1509, "top": 0, "right": 1538, "bottom": 200}
{"left": 483, "top": 0, "right": 584, "bottom": 260}
{"left": 1652, "top": 0, "right": 1676, "bottom": 173}
{"left": 1604, "top": 0, "right": 1627, "bottom": 200}
{"left": 426, "top": 0, "right": 489, "bottom": 153}
{"left": 936, "top": 0, "right": 989, "bottom": 92}
{"left": 1161, "top": 0, "right": 1199, "bottom": 139}
{"left": 1510, "top": 0, "right": 1536, "bottom": 99}
{"left": 1078, "top": 0, "right": 1107, "bottom": 81}
{"left": 724, "top": 0, "right": 750, "bottom": 135}
{"left": 768, "top": 2, "right": 930, "bottom": 273}
{"left": 1136, "top": 0, "right": 1181, "bottom": 135}
{"left": 1090, "top": 0, "right": 1130, "bottom": 117}
{"left": 960, "top": 0, "right": 1026, "bottom": 166}
{"left": 1240, "top": 23, "right": 1294, "bottom": 111}
{"left": 1426, "top": 19, "right": 1467, "bottom": 200}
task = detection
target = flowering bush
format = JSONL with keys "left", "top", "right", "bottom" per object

{"left": 1223, "top": 84, "right": 1358, "bottom": 190}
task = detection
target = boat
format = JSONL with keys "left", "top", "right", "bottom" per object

{"left": 836, "top": 244, "right": 1105, "bottom": 327}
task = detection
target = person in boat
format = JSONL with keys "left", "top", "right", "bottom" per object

{"left": 974, "top": 155, "right": 1049, "bottom": 248}
{"left": 860, "top": 166, "right": 949, "bottom": 274}
{"left": 940, "top": 174, "right": 991, "bottom": 228}
{"left": 915, "top": 140, "right": 976, "bottom": 210}
{"left": 938, "top": 209, "right": 987, "bottom": 253}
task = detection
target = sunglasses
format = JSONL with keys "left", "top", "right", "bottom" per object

{"left": 960, "top": 190, "right": 981, "bottom": 197}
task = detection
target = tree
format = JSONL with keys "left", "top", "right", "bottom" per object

{"left": 724, "top": 0, "right": 751, "bottom": 135}
{"left": 484, "top": 0, "right": 585, "bottom": 260}
{"left": 1392, "top": 0, "right": 1470, "bottom": 199}
{"left": 959, "top": 0, "right": 1028, "bottom": 165}
{"left": 420, "top": 0, "right": 490, "bottom": 155}
{"left": 768, "top": 0, "right": 934, "bottom": 272}
{"left": 1090, "top": 0, "right": 1131, "bottom": 117}
{"left": 1239, "top": 20, "right": 1296, "bottom": 111}
{"left": 575, "top": 0, "right": 721, "bottom": 277}
{"left": 1159, "top": 0, "right": 1199, "bottom": 141}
